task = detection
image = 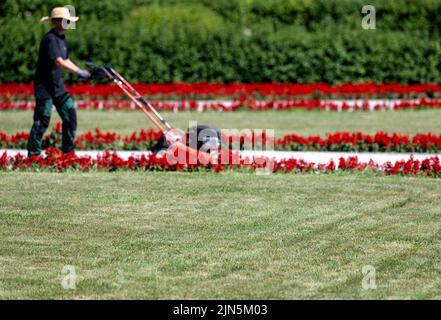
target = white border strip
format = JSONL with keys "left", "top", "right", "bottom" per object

{"left": 2, "top": 149, "right": 439, "bottom": 166}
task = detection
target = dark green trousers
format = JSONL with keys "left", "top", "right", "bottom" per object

{"left": 27, "top": 92, "right": 77, "bottom": 156}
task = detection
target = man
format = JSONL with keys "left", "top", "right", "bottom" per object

{"left": 27, "top": 7, "right": 91, "bottom": 157}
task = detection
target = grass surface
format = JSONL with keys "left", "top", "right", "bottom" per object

{"left": 1, "top": 109, "right": 440, "bottom": 299}
{"left": 1, "top": 109, "right": 440, "bottom": 136}
{"left": 1, "top": 172, "right": 441, "bottom": 299}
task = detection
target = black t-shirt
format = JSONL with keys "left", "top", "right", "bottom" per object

{"left": 34, "top": 29, "right": 69, "bottom": 99}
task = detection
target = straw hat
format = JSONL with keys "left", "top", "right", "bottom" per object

{"left": 41, "top": 7, "right": 79, "bottom": 23}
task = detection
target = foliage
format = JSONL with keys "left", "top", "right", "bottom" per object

{"left": 0, "top": 0, "right": 440, "bottom": 84}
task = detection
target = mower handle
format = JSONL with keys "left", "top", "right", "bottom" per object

{"left": 85, "top": 62, "right": 175, "bottom": 133}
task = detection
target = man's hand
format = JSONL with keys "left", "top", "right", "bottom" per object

{"left": 76, "top": 69, "right": 91, "bottom": 80}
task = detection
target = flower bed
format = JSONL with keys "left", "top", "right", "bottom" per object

{"left": 2, "top": 82, "right": 440, "bottom": 112}
{"left": 1, "top": 83, "right": 440, "bottom": 99}
{"left": 276, "top": 131, "right": 441, "bottom": 153}
{"left": 0, "top": 147, "right": 439, "bottom": 177}
{"left": 2, "top": 125, "right": 441, "bottom": 153}
{"left": 2, "top": 98, "right": 441, "bottom": 112}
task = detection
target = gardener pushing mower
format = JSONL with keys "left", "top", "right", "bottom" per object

{"left": 27, "top": 7, "right": 90, "bottom": 157}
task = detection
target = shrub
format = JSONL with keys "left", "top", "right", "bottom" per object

{"left": 0, "top": 0, "right": 439, "bottom": 84}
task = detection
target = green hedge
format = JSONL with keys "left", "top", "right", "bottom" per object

{"left": 203, "top": 0, "right": 441, "bottom": 33}
{"left": 2, "top": 0, "right": 440, "bottom": 33}
{"left": 0, "top": 0, "right": 440, "bottom": 84}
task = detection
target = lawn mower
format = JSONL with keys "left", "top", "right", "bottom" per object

{"left": 87, "top": 63, "right": 221, "bottom": 164}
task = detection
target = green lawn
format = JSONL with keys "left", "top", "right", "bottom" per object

{"left": 1, "top": 109, "right": 440, "bottom": 299}
{"left": 1, "top": 109, "right": 440, "bottom": 136}
{"left": 1, "top": 172, "right": 441, "bottom": 299}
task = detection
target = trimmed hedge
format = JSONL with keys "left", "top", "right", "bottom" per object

{"left": 2, "top": 0, "right": 440, "bottom": 33}
{"left": 0, "top": 0, "right": 440, "bottom": 84}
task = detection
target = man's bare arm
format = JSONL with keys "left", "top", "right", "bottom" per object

{"left": 55, "top": 58, "right": 90, "bottom": 79}
{"left": 55, "top": 58, "right": 79, "bottom": 73}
